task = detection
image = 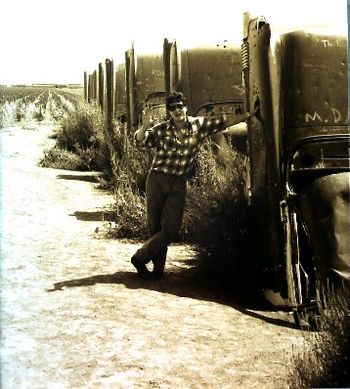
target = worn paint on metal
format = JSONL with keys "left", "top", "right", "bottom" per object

{"left": 180, "top": 46, "right": 243, "bottom": 115}
{"left": 280, "top": 32, "right": 348, "bottom": 130}
{"left": 105, "top": 59, "right": 114, "bottom": 120}
{"left": 163, "top": 39, "right": 179, "bottom": 102}
{"left": 98, "top": 62, "right": 104, "bottom": 110}
{"left": 115, "top": 63, "right": 126, "bottom": 111}
{"left": 243, "top": 16, "right": 285, "bottom": 294}
{"left": 135, "top": 53, "right": 165, "bottom": 109}
{"left": 125, "top": 48, "right": 137, "bottom": 130}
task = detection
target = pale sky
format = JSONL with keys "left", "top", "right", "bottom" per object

{"left": 0, "top": 0, "right": 348, "bottom": 85}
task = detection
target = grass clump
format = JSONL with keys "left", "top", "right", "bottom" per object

{"left": 40, "top": 146, "right": 87, "bottom": 170}
{"left": 40, "top": 102, "right": 110, "bottom": 172}
{"left": 109, "top": 180, "right": 148, "bottom": 239}
{"left": 109, "top": 123, "right": 151, "bottom": 193}
{"left": 289, "top": 284, "right": 350, "bottom": 389}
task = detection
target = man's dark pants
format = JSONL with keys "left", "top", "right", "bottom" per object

{"left": 135, "top": 170, "right": 187, "bottom": 273}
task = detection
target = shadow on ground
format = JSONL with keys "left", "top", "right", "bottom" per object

{"left": 56, "top": 174, "right": 102, "bottom": 183}
{"left": 70, "top": 211, "right": 117, "bottom": 222}
{"left": 47, "top": 265, "right": 297, "bottom": 329}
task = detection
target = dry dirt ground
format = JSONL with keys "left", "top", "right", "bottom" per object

{"left": 0, "top": 120, "right": 305, "bottom": 388}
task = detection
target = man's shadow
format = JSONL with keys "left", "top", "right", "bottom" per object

{"left": 47, "top": 262, "right": 297, "bottom": 329}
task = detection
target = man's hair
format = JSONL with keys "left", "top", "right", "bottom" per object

{"left": 166, "top": 92, "right": 186, "bottom": 110}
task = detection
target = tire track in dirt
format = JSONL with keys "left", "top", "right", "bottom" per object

{"left": 0, "top": 122, "right": 304, "bottom": 388}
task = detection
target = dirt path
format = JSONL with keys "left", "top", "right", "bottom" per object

{"left": 0, "top": 121, "right": 304, "bottom": 388}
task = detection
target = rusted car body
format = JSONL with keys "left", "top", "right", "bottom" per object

{"left": 115, "top": 63, "right": 127, "bottom": 116}
{"left": 179, "top": 45, "right": 243, "bottom": 116}
{"left": 178, "top": 45, "right": 246, "bottom": 156}
{"left": 243, "top": 15, "right": 349, "bottom": 321}
{"left": 124, "top": 46, "right": 167, "bottom": 130}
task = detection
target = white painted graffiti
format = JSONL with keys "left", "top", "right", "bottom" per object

{"left": 320, "top": 39, "right": 342, "bottom": 48}
{"left": 305, "top": 107, "right": 343, "bottom": 124}
{"left": 305, "top": 111, "right": 322, "bottom": 122}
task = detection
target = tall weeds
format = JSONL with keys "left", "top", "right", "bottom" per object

{"left": 183, "top": 142, "right": 255, "bottom": 294}
{"left": 109, "top": 123, "right": 151, "bottom": 193}
{"left": 106, "top": 123, "right": 151, "bottom": 239}
{"left": 289, "top": 284, "right": 350, "bottom": 388}
{"left": 111, "top": 180, "right": 148, "bottom": 239}
{"left": 40, "top": 102, "right": 110, "bottom": 172}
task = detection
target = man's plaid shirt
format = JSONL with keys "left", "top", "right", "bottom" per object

{"left": 135, "top": 115, "right": 226, "bottom": 176}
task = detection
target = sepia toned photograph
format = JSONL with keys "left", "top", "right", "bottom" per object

{"left": 0, "top": 0, "right": 349, "bottom": 387}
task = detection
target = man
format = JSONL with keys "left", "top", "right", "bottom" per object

{"left": 131, "top": 92, "right": 256, "bottom": 280}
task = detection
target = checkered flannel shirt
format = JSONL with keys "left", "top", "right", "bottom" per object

{"left": 135, "top": 115, "right": 227, "bottom": 176}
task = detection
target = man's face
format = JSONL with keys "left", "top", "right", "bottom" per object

{"left": 168, "top": 102, "right": 187, "bottom": 123}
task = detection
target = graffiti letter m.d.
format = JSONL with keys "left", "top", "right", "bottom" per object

{"left": 305, "top": 108, "right": 342, "bottom": 124}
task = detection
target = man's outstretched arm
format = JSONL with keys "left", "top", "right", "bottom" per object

{"left": 223, "top": 109, "right": 256, "bottom": 129}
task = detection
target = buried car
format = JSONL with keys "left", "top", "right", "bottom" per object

{"left": 242, "top": 14, "right": 349, "bottom": 326}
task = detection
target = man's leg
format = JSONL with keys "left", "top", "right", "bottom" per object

{"left": 152, "top": 250, "right": 167, "bottom": 279}
{"left": 147, "top": 172, "right": 167, "bottom": 275}
{"left": 132, "top": 171, "right": 165, "bottom": 277}
{"left": 135, "top": 174, "right": 186, "bottom": 270}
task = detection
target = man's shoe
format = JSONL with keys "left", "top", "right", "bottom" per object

{"left": 150, "top": 269, "right": 164, "bottom": 281}
{"left": 131, "top": 255, "right": 152, "bottom": 279}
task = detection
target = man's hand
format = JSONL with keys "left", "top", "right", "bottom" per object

{"left": 136, "top": 106, "right": 154, "bottom": 142}
{"left": 141, "top": 106, "right": 154, "bottom": 129}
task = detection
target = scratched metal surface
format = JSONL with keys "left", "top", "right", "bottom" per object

{"left": 280, "top": 32, "right": 348, "bottom": 129}
{"left": 180, "top": 46, "right": 243, "bottom": 115}
{"left": 135, "top": 54, "right": 165, "bottom": 108}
